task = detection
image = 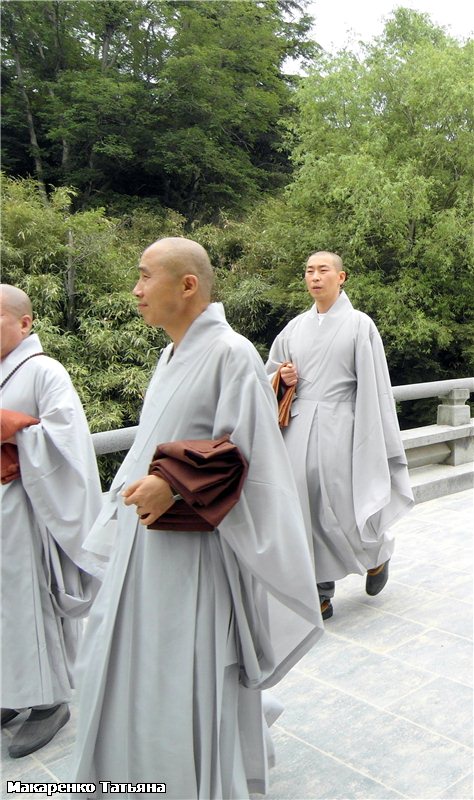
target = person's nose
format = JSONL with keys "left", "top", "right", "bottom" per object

{"left": 133, "top": 282, "right": 142, "bottom": 297}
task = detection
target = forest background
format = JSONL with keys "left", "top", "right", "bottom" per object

{"left": 1, "top": 0, "right": 473, "bottom": 480}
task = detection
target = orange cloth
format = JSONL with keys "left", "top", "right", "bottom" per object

{"left": 147, "top": 435, "right": 248, "bottom": 531}
{"left": 271, "top": 363, "right": 296, "bottom": 428}
{"left": 0, "top": 409, "right": 40, "bottom": 484}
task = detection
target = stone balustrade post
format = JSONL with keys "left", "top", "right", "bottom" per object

{"left": 437, "top": 389, "right": 470, "bottom": 426}
{"left": 437, "top": 389, "right": 474, "bottom": 466}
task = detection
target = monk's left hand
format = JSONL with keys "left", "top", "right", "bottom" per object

{"left": 122, "top": 475, "right": 175, "bottom": 526}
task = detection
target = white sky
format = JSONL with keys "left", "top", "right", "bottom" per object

{"left": 305, "top": 0, "right": 473, "bottom": 52}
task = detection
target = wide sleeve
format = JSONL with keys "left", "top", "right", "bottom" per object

{"left": 353, "top": 320, "right": 414, "bottom": 542}
{"left": 0, "top": 408, "right": 40, "bottom": 440}
{"left": 16, "top": 359, "right": 105, "bottom": 582}
{"left": 211, "top": 340, "right": 323, "bottom": 689}
{"left": 147, "top": 436, "right": 248, "bottom": 530}
{"left": 0, "top": 409, "right": 40, "bottom": 484}
{"left": 265, "top": 326, "right": 292, "bottom": 379}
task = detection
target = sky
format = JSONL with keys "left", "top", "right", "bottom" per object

{"left": 305, "top": 0, "right": 473, "bottom": 53}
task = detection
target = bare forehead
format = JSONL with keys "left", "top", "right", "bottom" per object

{"left": 138, "top": 249, "right": 167, "bottom": 274}
{"left": 306, "top": 254, "right": 339, "bottom": 270}
{"left": 0, "top": 286, "right": 32, "bottom": 316}
{"left": 138, "top": 242, "right": 187, "bottom": 277}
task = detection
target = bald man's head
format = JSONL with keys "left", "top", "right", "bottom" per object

{"left": 0, "top": 284, "right": 33, "bottom": 319}
{"left": 0, "top": 284, "right": 33, "bottom": 360}
{"left": 307, "top": 251, "right": 345, "bottom": 273}
{"left": 142, "top": 238, "right": 214, "bottom": 301}
{"left": 134, "top": 237, "right": 214, "bottom": 344}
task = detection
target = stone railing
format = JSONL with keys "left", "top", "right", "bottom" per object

{"left": 92, "top": 377, "right": 474, "bottom": 503}
{"left": 393, "top": 378, "right": 474, "bottom": 501}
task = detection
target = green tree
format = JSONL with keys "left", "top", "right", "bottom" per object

{"left": 219, "top": 9, "right": 474, "bottom": 389}
{"left": 1, "top": 0, "right": 314, "bottom": 220}
{"left": 1, "top": 174, "right": 186, "bottom": 479}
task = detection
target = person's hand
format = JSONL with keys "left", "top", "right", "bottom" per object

{"left": 280, "top": 362, "right": 298, "bottom": 387}
{"left": 122, "top": 475, "right": 175, "bottom": 526}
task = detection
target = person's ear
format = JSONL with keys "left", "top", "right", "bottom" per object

{"left": 182, "top": 274, "right": 199, "bottom": 296}
{"left": 20, "top": 314, "right": 33, "bottom": 337}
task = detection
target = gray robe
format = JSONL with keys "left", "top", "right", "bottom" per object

{"left": 0, "top": 334, "right": 104, "bottom": 709}
{"left": 266, "top": 291, "right": 414, "bottom": 583}
{"left": 71, "top": 304, "right": 322, "bottom": 799}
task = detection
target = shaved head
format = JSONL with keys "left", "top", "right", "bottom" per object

{"left": 304, "top": 251, "right": 347, "bottom": 313}
{"left": 0, "top": 284, "right": 34, "bottom": 359}
{"left": 134, "top": 237, "right": 214, "bottom": 344}
{"left": 0, "top": 284, "right": 33, "bottom": 319}
{"left": 307, "top": 251, "right": 344, "bottom": 272}
{"left": 143, "top": 237, "right": 214, "bottom": 301}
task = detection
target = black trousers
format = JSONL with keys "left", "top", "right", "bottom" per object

{"left": 317, "top": 581, "right": 335, "bottom": 602}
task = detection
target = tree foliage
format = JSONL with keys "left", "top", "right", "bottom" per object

{"left": 1, "top": 0, "right": 313, "bottom": 220}
{"left": 1, "top": 174, "right": 179, "bottom": 430}
{"left": 212, "top": 10, "right": 474, "bottom": 390}
{"left": 1, "top": 7, "right": 472, "bottom": 452}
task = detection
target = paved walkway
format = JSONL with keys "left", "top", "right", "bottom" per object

{"left": 2, "top": 490, "right": 473, "bottom": 799}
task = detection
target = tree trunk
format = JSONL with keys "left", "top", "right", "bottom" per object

{"left": 35, "top": 4, "right": 69, "bottom": 169}
{"left": 11, "top": 40, "right": 48, "bottom": 200}
{"left": 61, "top": 139, "right": 70, "bottom": 170}
{"left": 65, "top": 229, "right": 76, "bottom": 332}
{"left": 102, "top": 24, "right": 115, "bottom": 72}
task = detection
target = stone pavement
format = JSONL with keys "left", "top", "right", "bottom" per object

{"left": 2, "top": 490, "right": 473, "bottom": 800}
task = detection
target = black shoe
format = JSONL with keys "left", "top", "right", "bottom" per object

{"left": 366, "top": 559, "right": 390, "bottom": 596}
{"left": 1, "top": 708, "right": 19, "bottom": 727}
{"left": 321, "top": 599, "right": 333, "bottom": 620}
{"left": 8, "top": 704, "right": 70, "bottom": 759}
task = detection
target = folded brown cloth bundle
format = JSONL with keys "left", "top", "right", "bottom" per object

{"left": 147, "top": 434, "right": 249, "bottom": 531}
{"left": 271, "top": 363, "right": 296, "bottom": 428}
{"left": 0, "top": 409, "right": 40, "bottom": 484}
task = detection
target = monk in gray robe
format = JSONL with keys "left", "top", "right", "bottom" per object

{"left": 266, "top": 252, "right": 414, "bottom": 620}
{"left": 71, "top": 238, "right": 323, "bottom": 798}
{"left": 0, "top": 285, "right": 104, "bottom": 758}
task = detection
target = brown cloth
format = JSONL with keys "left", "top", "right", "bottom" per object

{"left": 271, "top": 363, "right": 296, "bottom": 428}
{"left": 0, "top": 409, "right": 40, "bottom": 484}
{"left": 147, "top": 434, "right": 249, "bottom": 531}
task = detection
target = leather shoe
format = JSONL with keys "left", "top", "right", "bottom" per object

{"left": 1, "top": 708, "right": 19, "bottom": 727}
{"left": 366, "top": 559, "right": 390, "bottom": 596}
{"left": 321, "top": 599, "right": 333, "bottom": 620}
{"left": 8, "top": 704, "right": 70, "bottom": 758}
